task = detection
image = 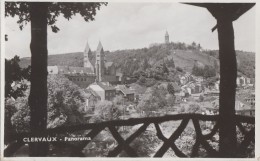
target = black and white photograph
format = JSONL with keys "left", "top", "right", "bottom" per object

{"left": 1, "top": 0, "right": 257, "bottom": 159}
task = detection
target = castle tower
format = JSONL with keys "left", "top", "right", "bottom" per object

{"left": 83, "top": 42, "right": 94, "bottom": 71}
{"left": 165, "top": 30, "right": 169, "bottom": 44}
{"left": 95, "top": 41, "right": 105, "bottom": 82}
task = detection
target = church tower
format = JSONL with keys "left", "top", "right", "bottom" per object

{"left": 165, "top": 30, "right": 169, "bottom": 44}
{"left": 95, "top": 41, "right": 105, "bottom": 82}
{"left": 83, "top": 42, "right": 94, "bottom": 71}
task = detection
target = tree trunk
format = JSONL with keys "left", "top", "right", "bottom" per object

{"left": 217, "top": 19, "right": 237, "bottom": 157}
{"left": 28, "top": 2, "right": 49, "bottom": 156}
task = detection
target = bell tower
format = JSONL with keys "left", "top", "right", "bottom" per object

{"left": 83, "top": 42, "right": 94, "bottom": 71}
{"left": 95, "top": 41, "right": 105, "bottom": 82}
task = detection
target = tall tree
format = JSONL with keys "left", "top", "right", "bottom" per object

{"left": 5, "top": 2, "right": 107, "bottom": 156}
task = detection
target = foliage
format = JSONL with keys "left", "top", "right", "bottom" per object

{"left": 5, "top": 56, "right": 31, "bottom": 143}
{"left": 165, "top": 58, "right": 175, "bottom": 68}
{"left": 192, "top": 63, "right": 216, "bottom": 78}
{"left": 128, "top": 130, "right": 160, "bottom": 157}
{"left": 236, "top": 51, "right": 255, "bottom": 78}
{"left": 6, "top": 2, "right": 106, "bottom": 155}
{"left": 5, "top": 55, "right": 31, "bottom": 99}
{"left": 166, "top": 94, "right": 175, "bottom": 107}
{"left": 5, "top": 2, "right": 107, "bottom": 32}
{"left": 199, "top": 95, "right": 204, "bottom": 102}
{"left": 93, "top": 95, "right": 125, "bottom": 122}
{"left": 137, "top": 84, "right": 172, "bottom": 117}
{"left": 203, "top": 65, "right": 216, "bottom": 78}
{"left": 167, "top": 83, "right": 175, "bottom": 95}
{"left": 186, "top": 104, "right": 203, "bottom": 114}
{"left": 176, "top": 66, "right": 183, "bottom": 73}
{"left": 175, "top": 126, "right": 196, "bottom": 156}
{"left": 7, "top": 75, "right": 87, "bottom": 132}
{"left": 47, "top": 75, "right": 86, "bottom": 128}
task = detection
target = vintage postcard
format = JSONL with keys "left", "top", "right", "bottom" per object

{"left": 0, "top": 0, "right": 258, "bottom": 160}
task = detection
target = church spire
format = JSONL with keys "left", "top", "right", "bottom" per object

{"left": 96, "top": 41, "right": 105, "bottom": 82}
{"left": 96, "top": 41, "right": 103, "bottom": 53}
{"left": 84, "top": 41, "right": 91, "bottom": 53}
{"left": 83, "top": 41, "right": 94, "bottom": 71}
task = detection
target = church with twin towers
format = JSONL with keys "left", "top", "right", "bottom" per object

{"left": 47, "top": 41, "right": 117, "bottom": 88}
{"left": 47, "top": 31, "right": 169, "bottom": 87}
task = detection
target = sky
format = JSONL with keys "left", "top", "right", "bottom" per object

{"left": 5, "top": 2, "right": 256, "bottom": 59}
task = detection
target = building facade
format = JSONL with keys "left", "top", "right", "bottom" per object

{"left": 87, "top": 82, "right": 116, "bottom": 101}
{"left": 47, "top": 41, "right": 118, "bottom": 87}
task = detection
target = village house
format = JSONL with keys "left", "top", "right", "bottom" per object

{"left": 128, "top": 83, "right": 147, "bottom": 103}
{"left": 182, "top": 82, "right": 202, "bottom": 95}
{"left": 235, "top": 96, "right": 255, "bottom": 117}
{"left": 83, "top": 89, "right": 101, "bottom": 112}
{"left": 179, "top": 73, "right": 193, "bottom": 85}
{"left": 205, "top": 96, "right": 255, "bottom": 117}
{"left": 236, "top": 75, "right": 254, "bottom": 87}
{"left": 115, "top": 85, "right": 135, "bottom": 102}
{"left": 244, "top": 93, "right": 255, "bottom": 106}
{"left": 87, "top": 82, "right": 116, "bottom": 101}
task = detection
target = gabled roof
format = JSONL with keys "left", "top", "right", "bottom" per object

{"left": 84, "top": 88, "right": 101, "bottom": 99}
{"left": 129, "top": 83, "right": 147, "bottom": 94}
{"left": 105, "top": 62, "right": 113, "bottom": 68}
{"left": 236, "top": 96, "right": 252, "bottom": 110}
{"left": 116, "top": 85, "right": 135, "bottom": 95}
{"left": 96, "top": 82, "right": 115, "bottom": 91}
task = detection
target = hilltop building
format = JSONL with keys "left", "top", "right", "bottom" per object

{"left": 48, "top": 41, "right": 118, "bottom": 88}
{"left": 165, "top": 30, "right": 169, "bottom": 44}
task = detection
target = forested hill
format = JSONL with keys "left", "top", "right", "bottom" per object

{"left": 19, "top": 42, "right": 255, "bottom": 78}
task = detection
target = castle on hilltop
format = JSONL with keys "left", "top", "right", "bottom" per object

{"left": 48, "top": 41, "right": 118, "bottom": 88}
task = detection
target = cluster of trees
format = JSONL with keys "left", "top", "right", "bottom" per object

{"left": 5, "top": 56, "right": 31, "bottom": 143}
{"left": 192, "top": 64, "right": 216, "bottom": 78}
{"left": 133, "top": 59, "right": 180, "bottom": 87}
{"left": 202, "top": 50, "right": 255, "bottom": 78}
{"left": 136, "top": 83, "right": 176, "bottom": 117}
{"left": 236, "top": 51, "right": 255, "bottom": 78}
{"left": 5, "top": 74, "right": 87, "bottom": 133}
{"left": 5, "top": 56, "right": 31, "bottom": 99}
{"left": 92, "top": 95, "right": 125, "bottom": 122}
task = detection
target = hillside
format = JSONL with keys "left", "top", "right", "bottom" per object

{"left": 20, "top": 52, "right": 84, "bottom": 68}
{"left": 19, "top": 42, "right": 255, "bottom": 78}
